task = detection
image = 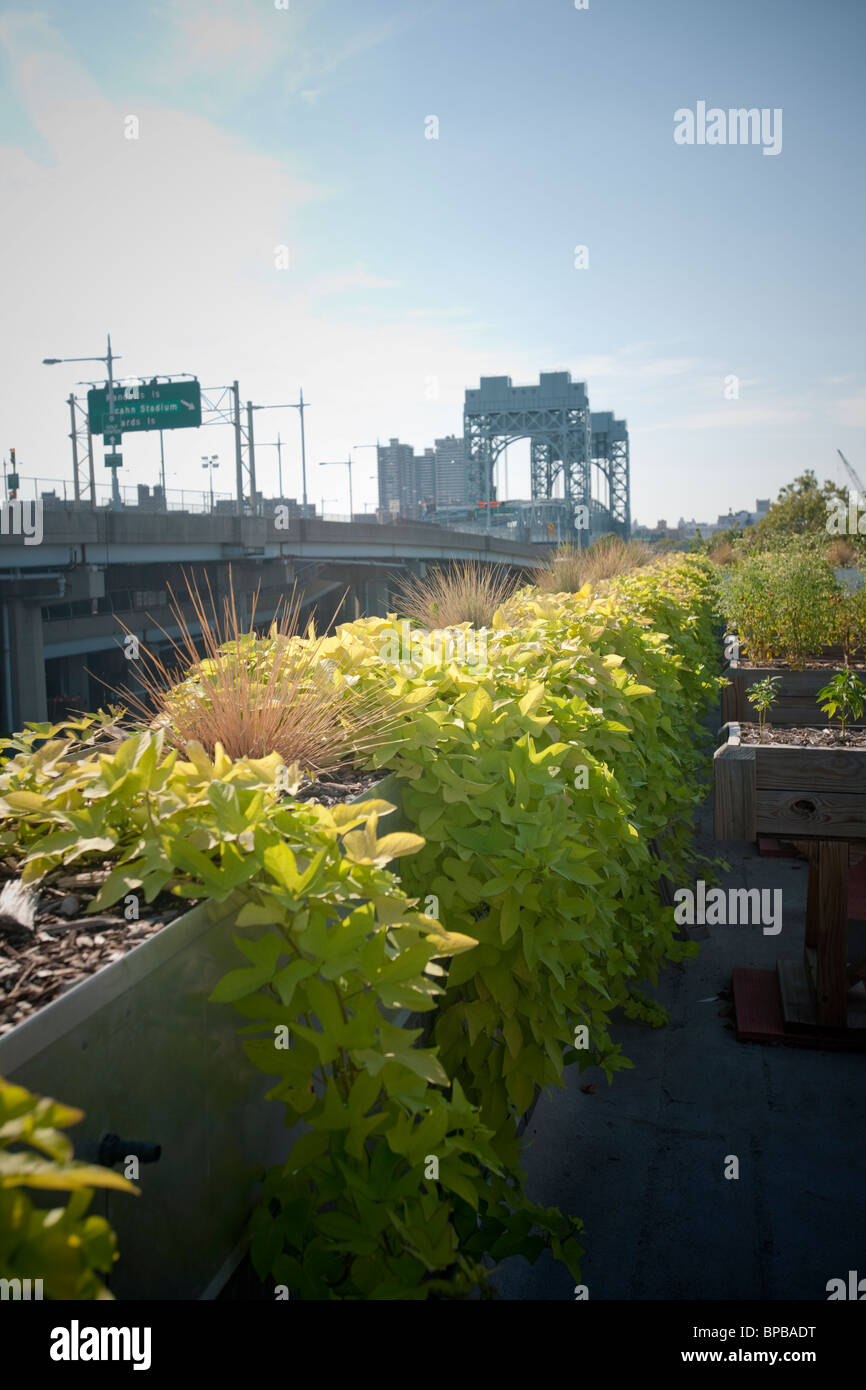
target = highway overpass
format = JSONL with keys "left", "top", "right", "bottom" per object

{"left": 0, "top": 507, "right": 539, "bottom": 730}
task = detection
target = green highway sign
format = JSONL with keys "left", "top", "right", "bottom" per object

{"left": 88, "top": 379, "right": 201, "bottom": 435}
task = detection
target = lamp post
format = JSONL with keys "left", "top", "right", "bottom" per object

{"left": 353, "top": 441, "right": 379, "bottom": 521}
{"left": 201, "top": 455, "right": 219, "bottom": 512}
{"left": 319, "top": 497, "right": 338, "bottom": 520}
{"left": 43, "top": 334, "right": 123, "bottom": 507}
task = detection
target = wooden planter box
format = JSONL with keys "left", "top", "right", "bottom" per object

{"left": 714, "top": 724, "right": 866, "bottom": 1030}
{"left": 720, "top": 656, "right": 866, "bottom": 728}
{"left": 0, "top": 772, "right": 407, "bottom": 1299}
{"left": 714, "top": 723, "right": 866, "bottom": 842}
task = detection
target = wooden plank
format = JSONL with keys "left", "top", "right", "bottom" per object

{"left": 814, "top": 841, "right": 848, "bottom": 1028}
{"left": 804, "top": 843, "right": 819, "bottom": 948}
{"left": 756, "top": 790, "right": 866, "bottom": 841}
{"left": 755, "top": 745, "right": 866, "bottom": 793}
{"left": 777, "top": 959, "right": 816, "bottom": 1028}
{"left": 714, "top": 737, "right": 756, "bottom": 840}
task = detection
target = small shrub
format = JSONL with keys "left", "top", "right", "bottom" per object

{"left": 817, "top": 668, "right": 866, "bottom": 740}
{"left": 708, "top": 540, "right": 735, "bottom": 566}
{"left": 747, "top": 675, "right": 781, "bottom": 738}
{"left": 720, "top": 550, "right": 842, "bottom": 666}
{"left": 826, "top": 538, "right": 861, "bottom": 567}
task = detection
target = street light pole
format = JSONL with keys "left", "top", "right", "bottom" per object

{"left": 43, "top": 334, "right": 124, "bottom": 508}
{"left": 201, "top": 455, "right": 219, "bottom": 513}
{"left": 352, "top": 441, "right": 379, "bottom": 520}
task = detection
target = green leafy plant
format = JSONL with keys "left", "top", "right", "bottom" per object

{"left": 0, "top": 554, "right": 721, "bottom": 1300}
{"left": 0, "top": 1077, "right": 138, "bottom": 1300}
{"left": 0, "top": 734, "right": 582, "bottom": 1298}
{"left": 211, "top": 804, "right": 582, "bottom": 1298}
{"left": 314, "top": 556, "right": 719, "bottom": 1160}
{"left": 747, "top": 675, "right": 782, "bottom": 738}
{"left": 817, "top": 669, "right": 866, "bottom": 741}
{"left": 719, "top": 549, "right": 845, "bottom": 667}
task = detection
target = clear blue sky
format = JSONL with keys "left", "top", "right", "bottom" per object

{"left": 1, "top": 0, "right": 864, "bottom": 522}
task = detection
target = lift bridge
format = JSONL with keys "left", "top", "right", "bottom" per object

{"left": 464, "top": 372, "right": 630, "bottom": 537}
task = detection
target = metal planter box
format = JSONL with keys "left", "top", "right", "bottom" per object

{"left": 0, "top": 772, "right": 406, "bottom": 1300}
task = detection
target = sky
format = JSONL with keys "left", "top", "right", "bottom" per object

{"left": 1, "top": 0, "right": 865, "bottom": 525}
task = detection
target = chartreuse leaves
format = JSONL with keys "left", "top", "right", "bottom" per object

{"left": 0, "top": 556, "right": 717, "bottom": 1300}
{"left": 0, "top": 1075, "right": 138, "bottom": 1300}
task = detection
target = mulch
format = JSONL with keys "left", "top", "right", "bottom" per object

{"left": 0, "top": 877, "right": 185, "bottom": 1036}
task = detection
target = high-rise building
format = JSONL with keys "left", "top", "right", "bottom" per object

{"left": 377, "top": 438, "right": 416, "bottom": 519}
{"left": 377, "top": 434, "right": 471, "bottom": 519}
{"left": 414, "top": 447, "right": 436, "bottom": 511}
{"left": 433, "top": 435, "right": 467, "bottom": 507}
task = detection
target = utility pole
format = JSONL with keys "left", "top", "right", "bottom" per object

{"left": 298, "top": 388, "right": 309, "bottom": 516}
{"left": 105, "top": 333, "right": 120, "bottom": 508}
{"left": 250, "top": 394, "right": 310, "bottom": 515}
{"left": 232, "top": 380, "right": 244, "bottom": 516}
{"left": 159, "top": 429, "right": 167, "bottom": 509}
{"left": 69, "top": 394, "right": 80, "bottom": 505}
{"left": 43, "top": 334, "right": 123, "bottom": 509}
{"left": 246, "top": 401, "right": 258, "bottom": 515}
{"left": 319, "top": 456, "right": 353, "bottom": 520}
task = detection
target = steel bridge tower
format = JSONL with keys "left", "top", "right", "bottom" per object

{"left": 590, "top": 411, "right": 630, "bottom": 536}
{"left": 463, "top": 372, "right": 629, "bottom": 537}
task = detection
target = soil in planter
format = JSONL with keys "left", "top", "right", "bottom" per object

{"left": 739, "top": 722, "right": 866, "bottom": 748}
{"left": 291, "top": 767, "right": 390, "bottom": 808}
{"left": 732, "top": 658, "right": 866, "bottom": 671}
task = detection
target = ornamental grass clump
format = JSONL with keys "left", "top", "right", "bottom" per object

{"left": 114, "top": 572, "right": 398, "bottom": 779}
{"left": 394, "top": 560, "right": 519, "bottom": 629}
{"left": 534, "top": 535, "right": 653, "bottom": 594}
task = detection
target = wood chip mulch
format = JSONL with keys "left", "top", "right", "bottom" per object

{"left": 0, "top": 873, "right": 186, "bottom": 1035}
{"left": 739, "top": 722, "right": 866, "bottom": 748}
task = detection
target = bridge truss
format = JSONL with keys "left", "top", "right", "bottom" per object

{"left": 463, "top": 373, "right": 630, "bottom": 537}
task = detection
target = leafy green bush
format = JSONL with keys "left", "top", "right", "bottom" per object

{"left": 0, "top": 555, "right": 721, "bottom": 1299}
{"left": 719, "top": 549, "right": 846, "bottom": 666}
{"left": 0, "top": 734, "right": 582, "bottom": 1298}
{"left": 0, "top": 1077, "right": 137, "bottom": 1299}
{"left": 314, "top": 557, "right": 721, "bottom": 1158}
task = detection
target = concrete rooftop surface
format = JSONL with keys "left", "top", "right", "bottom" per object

{"left": 494, "top": 712, "right": 866, "bottom": 1302}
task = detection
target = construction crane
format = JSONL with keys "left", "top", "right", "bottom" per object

{"left": 837, "top": 448, "right": 865, "bottom": 496}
